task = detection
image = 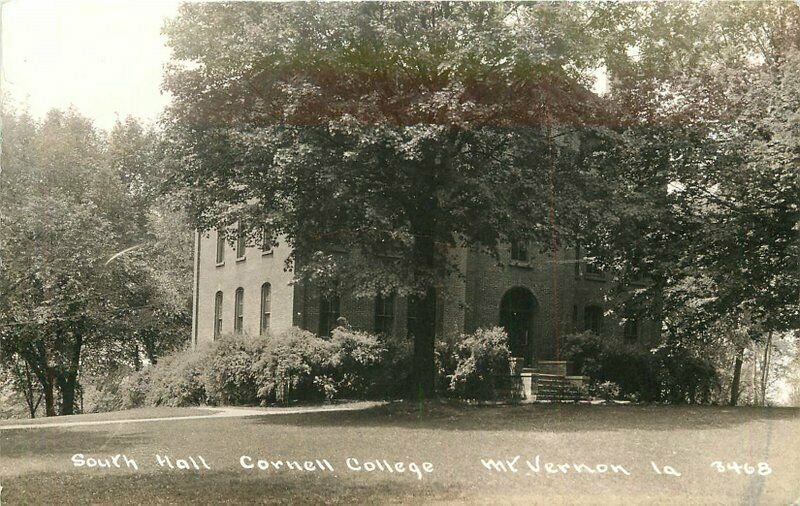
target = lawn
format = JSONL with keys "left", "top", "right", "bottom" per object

{"left": 1, "top": 402, "right": 798, "bottom": 505}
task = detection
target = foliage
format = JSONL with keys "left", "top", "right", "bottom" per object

{"left": 202, "top": 334, "right": 266, "bottom": 406}
{"left": 0, "top": 108, "right": 193, "bottom": 416}
{"left": 144, "top": 347, "right": 209, "bottom": 407}
{"left": 447, "top": 327, "right": 512, "bottom": 401}
{"left": 251, "top": 328, "right": 336, "bottom": 404}
{"left": 328, "top": 327, "right": 386, "bottom": 399}
{"left": 564, "top": 332, "right": 719, "bottom": 404}
{"left": 119, "top": 368, "right": 152, "bottom": 410}
{"left": 589, "top": 381, "right": 622, "bottom": 402}
{"left": 161, "top": 2, "right": 612, "bottom": 396}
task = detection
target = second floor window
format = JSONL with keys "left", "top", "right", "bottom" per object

{"left": 216, "top": 230, "right": 225, "bottom": 264}
{"left": 261, "top": 226, "right": 273, "bottom": 254}
{"left": 374, "top": 293, "right": 396, "bottom": 335}
{"left": 236, "top": 222, "right": 246, "bottom": 259}
{"left": 510, "top": 241, "right": 529, "bottom": 262}
{"left": 234, "top": 287, "right": 244, "bottom": 334}
{"left": 318, "top": 294, "right": 340, "bottom": 337}
{"left": 260, "top": 283, "right": 272, "bottom": 334}
{"left": 213, "top": 291, "right": 223, "bottom": 339}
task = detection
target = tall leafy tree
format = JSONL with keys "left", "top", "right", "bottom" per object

{"left": 0, "top": 109, "right": 193, "bottom": 415}
{"left": 587, "top": 1, "right": 800, "bottom": 404}
{"left": 162, "top": 2, "right": 609, "bottom": 396}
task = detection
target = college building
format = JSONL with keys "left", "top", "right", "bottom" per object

{"left": 191, "top": 228, "right": 658, "bottom": 369}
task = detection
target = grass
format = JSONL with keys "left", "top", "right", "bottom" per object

{"left": 1, "top": 401, "right": 799, "bottom": 505}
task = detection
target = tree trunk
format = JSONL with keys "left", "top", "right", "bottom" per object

{"left": 44, "top": 366, "right": 56, "bottom": 416}
{"left": 412, "top": 286, "right": 437, "bottom": 400}
{"left": 59, "top": 334, "right": 84, "bottom": 415}
{"left": 730, "top": 346, "right": 744, "bottom": 406}
{"left": 760, "top": 331, "right": 772, "bottom": 407}
{"left": 58, "top": 371, "right": 78, "bottom": 416}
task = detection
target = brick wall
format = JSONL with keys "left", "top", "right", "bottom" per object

{"left": 193, "top": 230, "right": 296, "bottom": 347}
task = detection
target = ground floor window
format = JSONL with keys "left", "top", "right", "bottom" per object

{"left": 319, "top": 294, "right": 340, "bottom": 337}
{"left": 214, "top": 291, "right": 223, "bottom": 339}
{"left": 374, "top": 294, "right": 395, "bottom": 335}
{"left": 260, "top": 283, "right": 271, "bottom": 334}
{"left": 624, "top": 319, "right": 638, "bottom": 342}
{"left": 234, "top": 287, "right": 244, "bottom": 334}
{"left": 584, "top": 305, "right": 603, "bottom": 334}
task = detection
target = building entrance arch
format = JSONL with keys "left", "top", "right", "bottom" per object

{"left": 499, "top": 287, "right": 537, "bottom": 365}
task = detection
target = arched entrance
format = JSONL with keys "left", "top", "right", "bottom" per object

{"left": 499, "top": 287, "right": 536, "bottom": 365}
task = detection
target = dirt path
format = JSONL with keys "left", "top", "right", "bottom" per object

{"left": 0, "top": 402, "right": 383, "bottom": 431}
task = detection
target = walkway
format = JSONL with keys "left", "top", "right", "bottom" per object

{"left": 0, "top": 401, "right": 383, "bottom": 431}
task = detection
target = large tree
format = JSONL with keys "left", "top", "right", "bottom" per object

{"left": 162, "top": 2, "right": 609, "bottom": 396}
{"left": 586, "top": 1, "right": 800, "bottom": 404}
{"left": 0, "top": 109, "right": 193, "bottom": 415}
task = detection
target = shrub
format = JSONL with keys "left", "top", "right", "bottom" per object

{"left": 202, "top": 334, "right": 266, "bottom": 406}
{"left": 563, "top": 332, "right": 719, "bottom": 404}
{"left": 119, "top": 367, "right": 151, "bottom": 409}
{"left": 652, "top": 346, "right": 719, "bottom": 404}
{"left": 435, "top": 335, "right": 460, "bottom": 396}
{"left": 251, "top": 328, "right": 336, "bottom": 404}
{"left": 144, "top": 347, "right": 209, "bottom": 407}
{"left": 329, "top": 327, "right": 386, "bottom": 399}
{"left": 374, "top": 332, "right": 413, "bottom": 399}
{"left": 448, "top": 327, "right": 512, "bottom": 401}
{"left": 590, "top": 380, "right": 622, "bottom": 401}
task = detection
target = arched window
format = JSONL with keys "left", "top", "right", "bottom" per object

{"left": 584, "top": 305, "right": 603, "bottom": 335}
{"left": 624, "top": 319, "right": 639, "bottom": 342}
{"left": 213, "top": 291, "right": 223, "bottom": 339}
{"left": 374, "top": 294, "right": 396, "bottom": 335}
{"left": 234, "top": 287, "right": 244, "bottom": 334}
{"left": 318, "top": 294, "right": 340, "bottom": 337}
{"left": 260, "top": 283, "right": 272, "bottom": 334}
{"left": 406, "top": 295, "right": 421, "bottom": 339}
{"left": 215, "top": 230, "right": 225, "bottom": 264}
{"left": 236, "top": 222, "right": 246, "bottom": 260}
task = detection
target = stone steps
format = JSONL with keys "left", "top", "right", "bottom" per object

{"left": 518, "top": 371, "right": 589, "bottom": 403}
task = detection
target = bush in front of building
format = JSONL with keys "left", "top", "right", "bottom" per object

{"left": 563, "top": 332, "right": 719, "bottom": 404}
{"left": 202, "top": 333, "right": 267, "bottom": 406}
{"left": 142, "top": 347, "right": 209, "bottom": 407}
{"left": 327, "top": 327, "right": 386, "bottom": 399}
{"left": 446, "top": 327, "right": 513, "bottom": 401}
{"left": 251, "top": 327, "right": 337, "bottom": 404}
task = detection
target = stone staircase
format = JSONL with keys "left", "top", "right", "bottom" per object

{"left": 512, "top": 360, "right": 589, "bottom": 403}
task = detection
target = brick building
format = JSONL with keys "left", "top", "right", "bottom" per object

{"left": 191, "top": 229, "right": 658, "bottom": 367}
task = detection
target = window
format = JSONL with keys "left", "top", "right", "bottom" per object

{"left": 213, "top": 291, "right": 223, "bottom": 339}
{"left": 510, "top": 241, "right": 529, "bottom": 262}
{"left": 584, "top": 305, "right": 603, "bottom": 334}
{"left": 236, "top": 222, "right": 246, "bottom": 260}
{"left": 374, "top": 294, "right": 396, "bottom": 334}
{"left": 318, "top": 294, "right": 340, "bottom": 337}
{"left": 260, "top": 283, "right": 272, "bottom": 334}
{"left": 624, "top": 319, "right": 638, "bottom": 342}
{"left": 234, "top": 287, "right": 244, "bottom": 334}
{"left": 406, "top": 296, "right": 421, "bottom": 339}
{"left": 215, "top": 230, "right": 225, "bottom": 264}
{"left": 261, "top": 226, "right": 273, "bottom": 254}
{"left": 572, "top": 304, "right": 578, "bottom": 330}
{"left": 585, "top": 260, "right": 603, "bottom": 276}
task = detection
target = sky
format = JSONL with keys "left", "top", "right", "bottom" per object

{"left": 2, "top": 0, "right": 181, "bottom": 130}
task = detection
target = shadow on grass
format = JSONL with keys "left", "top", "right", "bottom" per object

{"left": 248, "top": 401, "right": 800, "bottom": 433}
{"left": 1, "top": 470, "right": 460, "bottom": 505}
{"left": 1, "top": 428, "right": 152, "bottom": 459}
